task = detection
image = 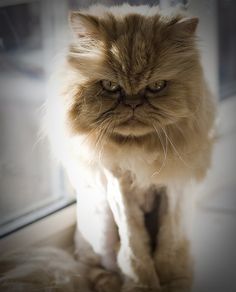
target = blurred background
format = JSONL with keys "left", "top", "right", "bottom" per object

{"left": 0, "top": 0, "right": 235, "bottom": 291}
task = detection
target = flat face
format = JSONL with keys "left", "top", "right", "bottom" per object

{"left": 67, "top": 11, "right": 200, "bottom": 142}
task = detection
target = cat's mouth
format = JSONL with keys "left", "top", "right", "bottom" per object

{"left": 118, "top": 117, "right": 148, "bottom": 127}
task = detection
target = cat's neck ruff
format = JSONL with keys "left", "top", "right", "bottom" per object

{"left": 68, "top": 132, "right": 195, "bottom": 190}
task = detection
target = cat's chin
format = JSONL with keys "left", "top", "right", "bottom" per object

{"left": 114, "top": 128, "right": 154, "bottom": 137}
{"left": 113, "top": 120, "right": 154, "bottom": 136}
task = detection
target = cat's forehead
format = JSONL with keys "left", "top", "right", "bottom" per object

{"left": 69, "top": 10, "right": 198, "bottom": 93}
{"left": 102, "top": 14, "right": 163, "bottom": 93}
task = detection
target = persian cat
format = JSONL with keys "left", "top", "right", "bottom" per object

{"left": 46, "top": 4, "right": 215, "bottom": 292}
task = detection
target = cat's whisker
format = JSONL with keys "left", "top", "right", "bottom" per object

{"left": 96, "top": 120, "right": 112, "bottom": 162}
{"left": 94, "top": 126, "right": 106, "bottom": 151}
{"left": 151, "top": 123, "right": 168, "bottom": 176}
{"left": 80, "top": 118, "right": 111, "bottom": 151}
{"left": 80, "top": 125, "right": 100, "bottom": 146}
{"left": 88, "top": 126, "right": 105, "bottom": 164}
{"left": 99, "top": 122, "right": 114, "bottom": 162}
{"left": 174, "top": 123, "right": 188, "bottom": 143}
{"left": 93, "top": 118, "right": 113, "bottom": 162}
{"left": 160, "top": 125, "right": 192, "bottom": 169}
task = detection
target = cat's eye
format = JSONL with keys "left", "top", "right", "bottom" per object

{"left": 101, "top": 80, "right": 120, "bottom": 92}
{"left": 146, "top": 80, "right": 167, "bottom": 93}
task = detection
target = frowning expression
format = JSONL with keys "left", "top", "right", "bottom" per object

{"left": 67, "top": 12, "right": 201, "bottom": 139}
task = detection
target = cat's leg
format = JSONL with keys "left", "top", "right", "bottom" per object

{"left": 153, "top": 185, "right": 194, "bottom": 292}
{"left": 106, "top": 172, "right": 160, "bottom": 291}
{"left": 75, "top": 185, "right": 122, "bottom": 292}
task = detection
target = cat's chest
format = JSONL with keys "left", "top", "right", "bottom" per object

{"left": 104, "top": 148, "right": 162, "bottom": 188}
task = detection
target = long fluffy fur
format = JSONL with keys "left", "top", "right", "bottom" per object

{"left": 0, "top": 247, "right": 91, "bottom": 292}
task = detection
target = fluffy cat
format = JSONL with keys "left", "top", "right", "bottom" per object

{"left": 45, "top": 4, "right": 215, "bottom": 292}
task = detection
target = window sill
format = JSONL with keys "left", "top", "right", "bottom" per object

{"left": 0, "top": 203, "right": 77, "bottom": 256}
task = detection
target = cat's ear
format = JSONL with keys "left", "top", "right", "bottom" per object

{"left": 173, "top": 17, "right": 199, "bottom": 36}
{"left": 69, "top": 11, "right": 100, "bottom": 38}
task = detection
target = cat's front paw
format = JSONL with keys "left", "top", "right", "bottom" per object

{"left": 89, "top": 268, "right": 122, "bottom": 292}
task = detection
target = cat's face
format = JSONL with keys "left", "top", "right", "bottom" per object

{"left": 67, "top": 10, "right": 201, "bottom": 141}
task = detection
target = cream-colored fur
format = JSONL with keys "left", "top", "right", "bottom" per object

{"left": 0, "top": 247, "right": 90, "bottom": 292}
{"left": 43, "top": 3, "right": 216, "bottom": 292}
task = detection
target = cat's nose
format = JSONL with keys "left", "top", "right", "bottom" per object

{"left": 123, "top": 95, "right": 144, "bottom": 109}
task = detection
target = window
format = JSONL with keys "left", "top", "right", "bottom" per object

{"left": 0, "top": 0, "right": 75, "bottom": 238}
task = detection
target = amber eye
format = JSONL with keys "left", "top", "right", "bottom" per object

{"left": 101, "top": 80, "right": 120, "bottom": 92}
{"left": 146, "top": 80, "right": 167, "bottom": 93}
